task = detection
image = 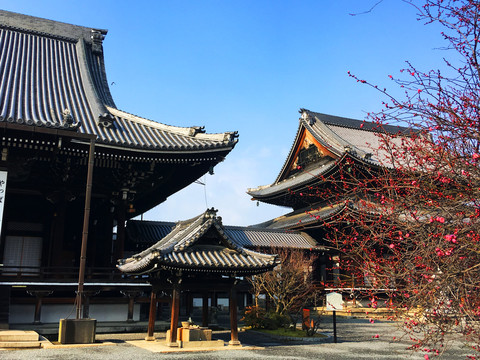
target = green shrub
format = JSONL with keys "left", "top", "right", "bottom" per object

{"left": 242, "top": 306, "right": 290, "bottom": 330}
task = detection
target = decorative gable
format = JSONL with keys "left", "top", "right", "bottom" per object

{"left": 282, "top": 127, "right": 336, "bottom": 180}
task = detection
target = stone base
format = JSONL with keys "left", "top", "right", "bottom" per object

{"left": 58, "top": 319, "right": 96, "bottom": 344}
{"left": 145, "top": 336, "right": 156, "bottom": 341}
{"left": 166, "top": 341, "right": 179, "bottom": 347}
{"left": 229, "top": 340, "right": 241, "bottom": 346}
{"left": 0, "top": 330, "right": 38, "bottom": 342}
{"left": 179, "top": 339, "right": 224, "bottom": 348}
{"left": 0, "top": 330, "right": 41, "bottom": 349}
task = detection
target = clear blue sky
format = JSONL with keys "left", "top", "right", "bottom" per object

{"left": 2, "top": 1, "right": 444, "bottom": 225}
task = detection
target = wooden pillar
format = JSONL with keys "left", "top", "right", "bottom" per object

{"left": 49, "top": 199, "right": 66, "bottom": 267}
{"left": 121, "top": 290, "right": 141, "bottom": 322}
{"left": 185, "top": 292, "right": 193, "bottom": 318}
{"left": 167, "top": 285, "right": 180, "bottom": 347}
{"left": 27, "top": 290, "right": 52, "bottom": 324}
{"left": 229, "top": 286, "right": 241, "bottom": 346}
{"left": 33, "top": 295, "right": 43, "bottom": 324}
{"left": 83, "top": 294, "right": 90, "bottom": 319}
{"left": 114, "top": 202, "right": 126, "bottom": 262}
{"left": 127, "top": 296, "right": 135, "bottom": 322}
{"left": 156, "top": 299, "right": 163, "bottom": 320}
{"left": 75, "top": 138, "right": 95, "bottom": 320}
{"left": 146, "top": 290, "right": 157, "bottom": 341}
{"left": 202, "top": 292, "right": 209, "bottom": 327}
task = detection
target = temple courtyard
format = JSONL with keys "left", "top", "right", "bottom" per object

{"left": 0, "top": 317, "right": 474, "bottom": 359}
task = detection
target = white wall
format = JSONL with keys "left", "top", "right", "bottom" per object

{"left": 9, "top": 303, "right": 141, "bottom": 323}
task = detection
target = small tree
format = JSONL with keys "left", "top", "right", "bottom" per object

{"left": 247, "top": 248, "right": 317, "bottom": 325}
{"left": 316, "top": 0, "right": 480, "bottom": 354}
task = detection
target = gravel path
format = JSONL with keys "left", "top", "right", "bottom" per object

{"left": 1, "top": 317, "right": 475, "bottom": 359}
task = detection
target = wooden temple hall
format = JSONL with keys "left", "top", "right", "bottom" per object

{"left": 247, "top": 109, "right": 410, "bottom": 291}
{"left": 0, "top": 10, "right": 241, "bottom": 330}
{"left": 0, "top": 10, "right": 327, "bottom": 344}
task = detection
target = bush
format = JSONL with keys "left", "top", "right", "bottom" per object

{"left": 242, "top": 306, "right": 290, "bottom": 330}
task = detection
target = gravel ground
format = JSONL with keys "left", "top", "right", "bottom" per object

{"left": 1, "top": 317, "right": 476, "bottom": 359}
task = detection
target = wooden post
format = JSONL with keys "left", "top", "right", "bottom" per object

{"left": 229, "top": 286, "right": 241, "bottom": 346}
{"left": 145, "top": 290, "right": 157, "bottom": 341}
{"left": 333, "top": 310, "right": 337, "bottom": 343}
{"left": 83, "top": 293, "right": 90, "bottom": 319}
{"left": 185, "top": 292, "right": 192, "bottom": 318}
{"left": 34, "top": 296, "right": 42, "bottom": 324}
{"left": 115, "top": 202, "right": 126, "bottom": 261}
{"left": 167, "top": 285, "right": 180, "bottom": 347}
{"left": 202, "top": 292, "right": 209, "bottom": 327}
{"left": 49, "top": 198, "right": 66, "bottom": 267}
{"left": 127, "top": 295, "right": 135, "bottom": 322}
{"left": 28, "top": 290, "right": 52, "bottom": 324}
{"left": 76, "top": 138, "right": 95, "bottom": 320}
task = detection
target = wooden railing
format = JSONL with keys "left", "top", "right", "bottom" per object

{"left": 0, "top": 265, "right": 147, "bottom": 283}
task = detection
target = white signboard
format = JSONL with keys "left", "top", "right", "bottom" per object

{"left": 326, "top": 292, "right": 343, "bottom": 311}
{"left": 0, "top": 171, "right": 7, "bottom": 236}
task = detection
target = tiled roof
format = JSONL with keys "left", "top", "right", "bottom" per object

{"left": 118, "top": 209, "right": 279, "bottom": 275}
{"left": 255, "top": 202, "right": 347, "bottom": 230}
{"left": 0, "top": 11, "right": 237, "bottom": 152}
{"left": 247, "top": 109, "right": 409, "bottom": 203}
{"left": 126, "top": 219, "right": 322, "bottom": 250}
{"left": 225, "top": 227, "right": 318, "bottom": 249}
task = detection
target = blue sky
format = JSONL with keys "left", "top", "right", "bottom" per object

{"left": 2, "top": 1, "right": 444, "bottom": 225}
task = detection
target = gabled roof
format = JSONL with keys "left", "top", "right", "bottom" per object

{"left": 247, "top": 109, "right": 410, "bottom": 207}
{"left": 0, "top": 11, "right": 237, "bottom": 152}
{"left": 117, "top": 209, "right": 279, "bottom": 275}
{"left": 126, "top": 218, "right": 323, "bottom": 250}
{"left": 253, "top": 199, "right": 385, "bottom": 231}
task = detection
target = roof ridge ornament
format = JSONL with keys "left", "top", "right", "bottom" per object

{"left": 90, "top": 29, "right": 105, "bottom": 54}
{"left": 224, "top": 131, "right": 239, "bottom": 142}
{"left": 299, "top": 108, "right": 315, "bottom": 125}
{"left": 205, "top": 207, "right": 218, "bottom": 219}
{"left": 188, "top": 126, "right": 205, "bottom": 137}
{"left": 98, "top": 112, "right": 115, "bottom": 128}
{"left": 62, "top": 108, "right": 81, "bottom": 130}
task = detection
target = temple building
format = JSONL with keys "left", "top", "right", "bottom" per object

{"left": 247, "top": 109, "right": 410, "bottom": 289}
{"left": 118, "top": 208, "right": 327, "bottom": 339}
{"left": 0, "top": 10, "right": 237, "bottom": 328}
{"left": 118, "top": 208, "right": 280, "bottom": 346}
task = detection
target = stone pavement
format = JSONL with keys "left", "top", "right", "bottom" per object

{"left": 0, "top": 317, "right": 476, "bottom": 359}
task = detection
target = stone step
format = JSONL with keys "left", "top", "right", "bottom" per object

{"left": 0, "top": 340, "right": 41, "bottom": 348}
{"left": 0, "top": 330, "right": 39, "bottom": 342}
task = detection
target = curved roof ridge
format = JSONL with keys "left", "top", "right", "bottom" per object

{"left": 0, "top": 10, "right": 106, "bottom": 43}
{"left": 305, "top": 112, "right": 366, "bottom": 157}
{"left": 308, "top": 110, "right": 411, "bottom": 135}
{"left": 107, "top": 106, "right": 237, "bottom": 143}
{"left": 272, "top": 115, "right": 305, "bottom": 184}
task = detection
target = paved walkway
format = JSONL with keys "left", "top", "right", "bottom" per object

{"left": 1, "top": 318, "right": 475, "bottom": 359}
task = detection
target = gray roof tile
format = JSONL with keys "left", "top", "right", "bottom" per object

{"left": 126, "top": 218, "right": 321, "bottom": 250}
{"left": 247, "top": 109, "right": 410, "bottom": 201}
{"left": 118, "top": 209, "right": 279, "bottom": 275}
{"left": 0, "top": 10, "right": 237, "bottom": 153}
